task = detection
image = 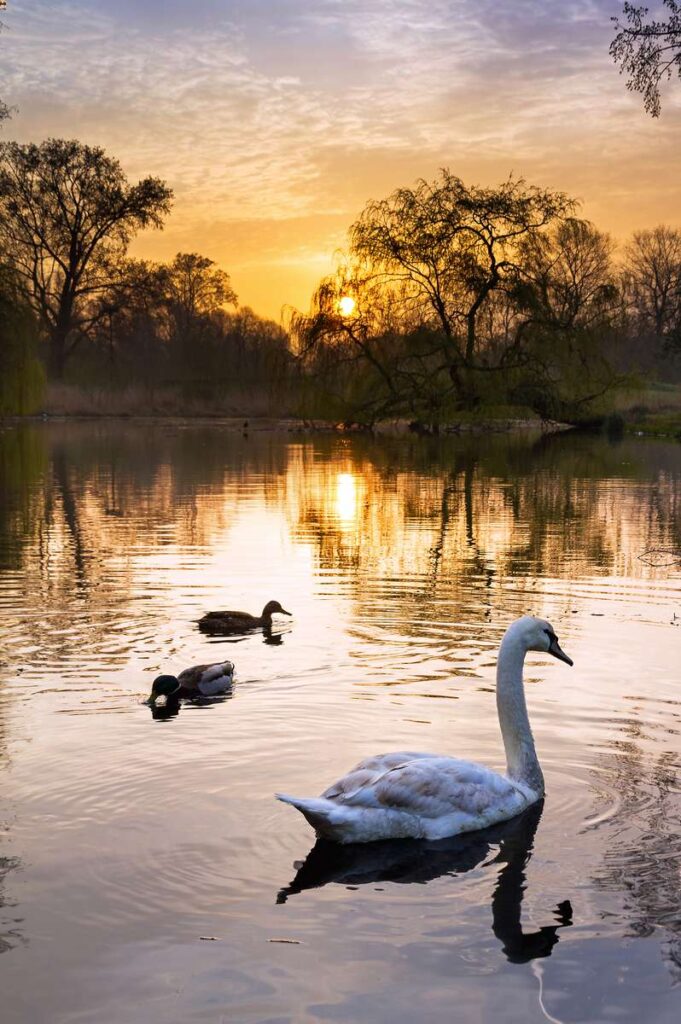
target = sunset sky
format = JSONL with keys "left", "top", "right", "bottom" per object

{"left": 2, "top": 0, "right": 680, "bottom": 320}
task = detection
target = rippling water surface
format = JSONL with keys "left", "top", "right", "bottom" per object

{"left": 0, "top": 422, "right": 680, "bottom": 1023}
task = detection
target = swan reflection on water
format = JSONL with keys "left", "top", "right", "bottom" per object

{"left": 277, "top": 800, "right": 572, "bottom": 965}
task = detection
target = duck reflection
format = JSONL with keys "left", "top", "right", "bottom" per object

{"left": 148, "top": 691, "right": 233, "bottom": 722}
{"left": 263, "top": 623, "right": 290, "bottom": 646}
{"left": 277, "top": 801, "right": 572, "bottom": 964}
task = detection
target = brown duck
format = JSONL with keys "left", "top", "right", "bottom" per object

{"left": 198, "top": 599, "right": 291, "bottom": 634}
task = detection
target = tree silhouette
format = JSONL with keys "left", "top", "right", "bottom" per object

{"left": 0, "top": 139, "right": 173, "bottom": 377}
{"left": 611, "top": 1, "right": 681, "bottom": 116}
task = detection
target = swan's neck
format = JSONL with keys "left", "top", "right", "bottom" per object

{"left": 496, "top": 631, "right": 544, "bottom": 794}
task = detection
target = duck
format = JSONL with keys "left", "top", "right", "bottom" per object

{"left": 146, "top": 660, "right": 235, "bottom": 705}
{"left": 198, "top": 600, "right": 291, "bottom": 634}
{"left": 276, "top": 616, "right": 573, "bottom": 844}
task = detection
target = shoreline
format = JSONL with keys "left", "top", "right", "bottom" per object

{"left": 3, "top": 412, "right": 680, "bottom": 438}
{"left": 0, "top": 413, "right": 573, "bottom": 435}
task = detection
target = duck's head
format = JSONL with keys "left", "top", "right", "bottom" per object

{"left": 513, "top": 616, "right": 573, "bottom": 666}
{"left": 147, "top": 674, "right": 182, "bottom": 705}
{"left": 262, "top": 600, "right": 292, "bottom": 618}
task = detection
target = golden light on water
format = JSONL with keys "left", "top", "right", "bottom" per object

{"left": 337, "top": 296, "right": 356, "bottom": 317}
{"left": 334, "top": 472, "right": 358, "bottom": 524}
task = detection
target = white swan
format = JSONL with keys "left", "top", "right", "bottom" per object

{"left": 277, "top": 616, "right": 573, "bottom": 844}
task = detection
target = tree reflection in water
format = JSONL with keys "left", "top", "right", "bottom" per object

{"left": 277, "top": 800, "right": 573, "bottom": 965}
{"left": 0, "top": 687, "right": 22, "bottom": 955}
{"left": 591, "top": 710, "right": 681, "bottom": 981}
{"left": 0, "top": 855, "right": 22, "bottom": 955}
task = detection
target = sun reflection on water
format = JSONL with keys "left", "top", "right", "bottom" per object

{"left": 334, "top": 472, "right": 359, "bottom": 526}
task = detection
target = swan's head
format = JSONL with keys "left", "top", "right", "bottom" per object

{"left": 513, "top": 616, "right": 573, "bottom": 666}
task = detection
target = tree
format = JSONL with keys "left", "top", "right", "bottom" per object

{"left": 512, "top": 220, "right": 624, "bottom": 417}
{"left": 0, "top": 138, "right": 173, "bottom": 376}
{"left": 350, "top": 171, "right": 572, "bottom": 389}
{"left": 292, "top": 184, "right": 631, "bottom": 426}
{"left": 161, "top": 252, "right": 237, "bottom": 339}
{"left": 610, "top": 1, "right": 681, "bottom": 116}
{"left": 518, "top": 219, "right": 619, "bottom": 332}
{"left": 293, "top": 171, "right": 573, "bottom": 420}
{"left": 289, "top": 266, "right": 424, "bottom": 422}
{"left": 623, "top": 226, "right": 681, "bottom": 348}
{"left": 0, "top": 264, "right": 44, "bottom": 414}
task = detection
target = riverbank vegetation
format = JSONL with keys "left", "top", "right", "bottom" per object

{"left": 0, "top": 138, "right": 680, "bottom": 432}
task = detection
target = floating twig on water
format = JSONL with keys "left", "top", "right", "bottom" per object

{"left": 638, "top": 549, "right": 681, "bottom": 568}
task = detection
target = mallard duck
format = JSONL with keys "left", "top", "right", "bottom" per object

{"left": 277, "top": 616, "right": 573, "bottom": 844}
{"left": 198, "top": 600, "right": 291, "bottom": 634}
{"left": 146, "top": 660, "right": 235, "bottom": 705}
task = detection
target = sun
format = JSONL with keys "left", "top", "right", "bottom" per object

{"left": 337, "top": 296, "right": 356, "bottom": 317}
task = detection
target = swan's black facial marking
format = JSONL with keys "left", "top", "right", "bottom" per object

{"left": 543, "top": 628, "right": 573, "bottom": 667}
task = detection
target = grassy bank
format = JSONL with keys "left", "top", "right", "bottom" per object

{"left": 40, "top": 382, "right": 298, "bottom": 419}
{"left": 4, "top": 381, "right": 678, "bottom": 441}
{"left": 612, "top": 383, "right": 681, "bottom": 438}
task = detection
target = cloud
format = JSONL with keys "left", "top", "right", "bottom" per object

{"left": 1, "top": 0, "right": 679, "bottom": 317}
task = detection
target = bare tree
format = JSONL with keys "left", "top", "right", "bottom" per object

{"left": 0, "top": 138, "right": 173, "bottom": 376}
{"left": 161, "top": 252, "right": 237, "bottom": 339}
{"left": 519, "top": 219, "right": 619, "bottom": 332}
{"left": 624, "top": 225, "right": 681, "bottom": 346}
{"left": 610, "top": 1, "right": 681, "bottom": 116}
{"left": 513, "top": 219, "right": 624, "bottom": 416}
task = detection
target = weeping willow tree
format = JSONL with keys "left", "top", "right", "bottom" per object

{"left": 288, "top": 264, "right": 458, "bottom": 424}
{"left": 0, "top": 267, "right": 44, "bottom": 415}
{"left": 290, "top": 172, "right": 622, "bottom": 427}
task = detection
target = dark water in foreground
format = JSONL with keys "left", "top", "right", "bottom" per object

{"left": 0, "top": 422, "right": 680, "bottom": 1023}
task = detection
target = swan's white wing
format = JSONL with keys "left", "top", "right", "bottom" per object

{"left": 323, "top": 753, "right": 519, "bottom": 821}
{"left": 321, "top": 752, "right": 434, "bottom": 799}
{"left": 279, "top": 751, "right": 534, "bottom": 841}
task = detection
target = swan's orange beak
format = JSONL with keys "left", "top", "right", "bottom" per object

{"left": 548, "top": 637, "right": 573, "bottom": 666}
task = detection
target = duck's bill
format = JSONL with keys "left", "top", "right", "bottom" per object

{"left": 548, "top": 638, "right": 573, "bottom": 666}
{"left": 280, "top": 608, "right": 292, "bottom": 616}
{"left": 145, "top": 695, "right": 156, "bottom": 706}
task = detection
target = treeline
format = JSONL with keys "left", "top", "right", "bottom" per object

{"left": 0, "top": 139, "right": 680, "bottom": 424}
{"left": 69, "top": 252, "right": 292, "bottom": 406}
{"left": 0, "top": 138, "right": 293, "bottom": 415}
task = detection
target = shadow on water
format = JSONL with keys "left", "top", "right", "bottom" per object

{"left": 202, "top": 624, "right": 291, "bottom": 647}
{"left": 0, "top": 685, "right": 22, "bottom": 956}
{"left": 0, "top": 856, "right": 22, "bottom": 955}
{"left": 591, "top": 709, "right": 681, "bottom": 981}
{"left": 277, "top": 800, "right": 573, "bottom": 965}
{"left": 147, "top": 690, "right": 234, "bottom": 722}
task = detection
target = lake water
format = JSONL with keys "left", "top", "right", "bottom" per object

{"left": 0, "top": 421, "right": 680, "bottom": 1023}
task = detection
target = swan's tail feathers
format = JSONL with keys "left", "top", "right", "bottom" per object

{"left": 276, "top": 794, "right": 347, "bottom": 839}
